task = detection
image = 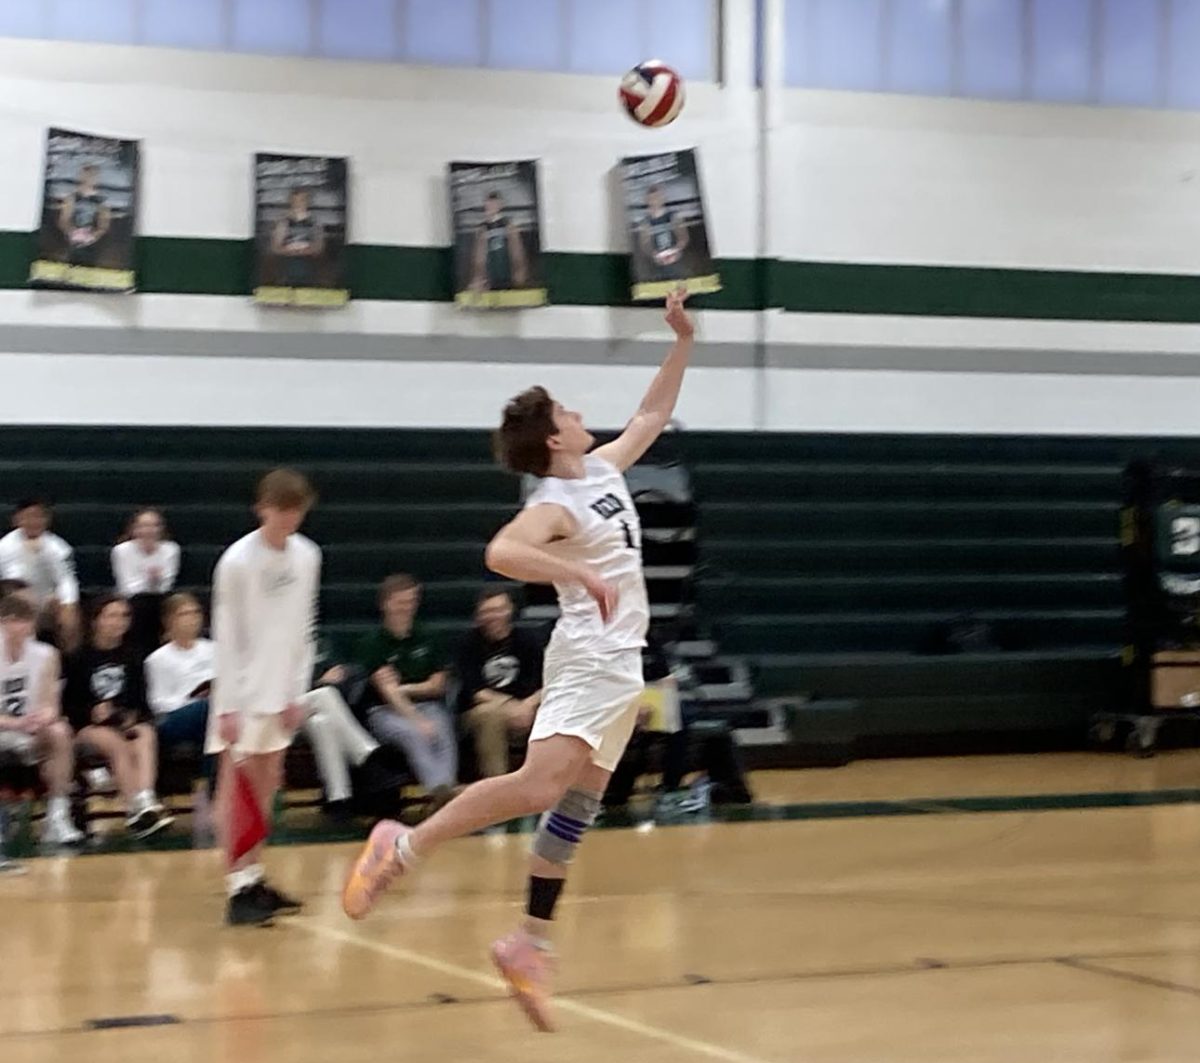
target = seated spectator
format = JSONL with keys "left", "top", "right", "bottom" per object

{"left": 354, "top": 574, "right": 457, "bottom": 801}
{"left": 112, "top": 508, "right": 181, "bottom": 658}
{"left": 0, "top": 498, "right": 81, "bottom": 652}
{"left": 297, "top": 660, "right": 391, "bottom": 814}
{"left": 67, "top": 593, "right": 172, "bottom": 839}
{"left": 605, "top": 637, "right": 754, "bottom": 813}
{"left": 144, "top": 593, "right": 214, "bottom": 792}
{"left": 0, "top": 592, "right": 83, "bottom": 846}
{"left": 455, "top": 586, "right": 543, "bottom": 779}
{"left": 604, "top": 638, "right": 684, "bottom": 810}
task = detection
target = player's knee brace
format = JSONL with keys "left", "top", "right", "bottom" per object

{"left": 532, "top": 788, "right": 602, "bottom": 866}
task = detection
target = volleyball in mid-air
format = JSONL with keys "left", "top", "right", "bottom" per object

{"left": 619, "top": 60, "right": 685, "bottom": 128}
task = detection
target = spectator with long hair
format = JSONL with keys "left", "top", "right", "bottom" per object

{"left": 111, "top": 508, "right": 181, "bottom": 658}
{"left": 67, "top": 593, "right": 171, "bottom": 839}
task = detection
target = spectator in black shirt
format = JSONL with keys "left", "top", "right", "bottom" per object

{"left": 67, "top": 593, "right": 171, "bottom": 838}
{"left": 455, "top": 587, "right": 543, "bottom": 778}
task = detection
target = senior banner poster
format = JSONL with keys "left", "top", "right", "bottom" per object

{"left": 449, "top": 160, "right": 547, "bottom": 309}
{"left": 253, "top": 153, "right": 349, "bottom": 308}
{"left": 29, "top": 128, "right": 139, "bottom": 293}
{"left": 618, "top": 148, "right": 720, "bottom": 302}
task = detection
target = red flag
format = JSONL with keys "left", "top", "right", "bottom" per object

{"left": 229, "top": 761, "right": 267, "bottom": 864}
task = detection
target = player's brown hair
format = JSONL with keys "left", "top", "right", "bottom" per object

{"left": 493, "top": 386, "right": 557, "bottom": 477}
{"left": 0, "top": 592, "right": 36, "bottom": 623}
{"left": 379, "top": 573, "right": 420, "bottom": 607}
{"left": 256, "top": 468, "right": 317, "bottom": 510}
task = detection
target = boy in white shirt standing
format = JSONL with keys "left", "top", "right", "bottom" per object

{"left": 207, "top": 469, "right": 321, "bottom": 926}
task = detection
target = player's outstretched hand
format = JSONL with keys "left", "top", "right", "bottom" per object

{"left": 581, "top": 570, "right": 620, "bottom": 623}
{"left": 665, "top": 288, "right": 694, "bottom": 339}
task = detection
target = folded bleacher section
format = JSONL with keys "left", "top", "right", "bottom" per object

{"left": 9, "top": 425, "right": 1200, "bottom": 761}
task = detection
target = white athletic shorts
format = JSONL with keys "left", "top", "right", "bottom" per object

{"left": 0, "top": 731, "right": 41, "bottom": 766}
{"left": 204, "top": 711, "right": 294, "bottom": 757}
{"left": 528, "top": 644, "right": 645, "bottom": 772}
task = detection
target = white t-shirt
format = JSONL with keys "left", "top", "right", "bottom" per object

{"left": 0, "top": 638, "right": 57, "bottom": 719}
{"left": 111, "top": 540, "right": 181, "bottom": 596}
{"left": 144, "top": 638, "right": 215, "bottom": 716}
{"left": 212, "top": 530, "right": 321, "bottom": 718}
{"left": 523, "top": 453, "right": 650, "bottom": 654}
{"left": 0, "top": 530, "right": 79, "bottom": 606}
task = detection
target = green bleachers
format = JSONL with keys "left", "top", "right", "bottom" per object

{"left": 0, "top": 427, "right": 510, "bottom": 660}
{"left": 681, "top": 430, "right": 1186, "bottom": 749}
{"left": 4, "top": 424, "right": 1194, "bottom": 754}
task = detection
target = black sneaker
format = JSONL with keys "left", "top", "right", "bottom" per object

{"left": 127, "top": 806, "right": 174, "bottom": 840}
{"left": 227, "top": 885, "right": 276, "bottom": 927}
{"left": 256, "top": 881, "right": 303, "bottom": 915}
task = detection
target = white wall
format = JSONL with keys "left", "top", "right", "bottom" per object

{"left": 4, "top": 3, "right": 1200, "bottom": 436}
{"left": 0, "top": 36, "right": 758, "bottom": 253}
{"left": 775, "top": 89, "right": 1200, "bottom": 273}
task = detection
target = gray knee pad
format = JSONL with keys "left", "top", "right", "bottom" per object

{"left": 532, "top": 788, "right": 602, "bottom": 866}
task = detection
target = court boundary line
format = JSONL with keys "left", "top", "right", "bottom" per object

{"left": 293, "top": 921, "right": 774, "bottom": 1063}
{"left": 1056, "top": 957, "right": 1200, "bottom": 1000}
{"left": 5, "top": 942, "right": 1199, "bottom": 1044}
{"left": 14, "top": 784, "right": 1200, "bottom": 863}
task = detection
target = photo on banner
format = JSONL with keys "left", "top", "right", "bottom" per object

{"left": 448, "top": 160, "right": 546, "bottom": 309}
{"left": 618, "top": 148, "right": 720, "bottom": 302}
{"left": 253, "top": 153, "right": 349, "bottom": 308}
{"left": 29, "top": 128, "right": 139, "bottom": 293}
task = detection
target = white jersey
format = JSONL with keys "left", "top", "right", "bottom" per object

{"left": 524, "top": 453, "right": 650, "bottom": 654}
{"left": 111, "top": 539, "right": 181, "bottom": 596}
{"left": 0, "top": 530, "right": 79, "bottom": 606}
{"left": 144, "top": 638, "right": 215, "bottom": 716}
{"left": 212, "top": 531, "right": 320, "bottom": 718}
{"left": 0, "top": 638, "right": 56, "bottom": 719}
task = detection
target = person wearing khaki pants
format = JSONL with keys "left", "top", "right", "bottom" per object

{"left": 455, "top": 588, "right": 543, "bottom": 779}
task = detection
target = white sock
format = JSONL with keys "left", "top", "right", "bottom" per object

{"left": 226, "top": 864, "right": 265, "bottom": 897}
{"left": 47, "top": 795, "right": 69, "bottom": 819}
{"left": 522, "top": 917, "right": 553, "bottom": 951}
{"left": 394, "top": 831, "right": 419, "bottom": 868}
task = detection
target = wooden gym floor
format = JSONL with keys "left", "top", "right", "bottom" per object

{"left": 7, "top": 753, "right": 1200, "bottom": 1062}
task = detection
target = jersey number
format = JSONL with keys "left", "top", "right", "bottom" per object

{"left": 2, "top": 677, "right": 26, "bottom": 717}
{"left": 1173, "top": 517, "right": 1200, "bottom": 557}
{"left": 621, "top": 520, "right": 639, "bottom": 551}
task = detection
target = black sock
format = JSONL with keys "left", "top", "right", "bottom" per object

{"left": 527, "top": 875, "right": 566, "bottom": 922}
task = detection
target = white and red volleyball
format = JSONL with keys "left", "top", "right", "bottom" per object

{"left": 619, "top": 60, "right": 685, "bottom": 128}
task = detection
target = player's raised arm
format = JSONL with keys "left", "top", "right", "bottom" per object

{"left": 485, "top": 504, "right": 618, "bottom": 621}
{"left": 594, "top": 289, "right": 695, "bottom": 472}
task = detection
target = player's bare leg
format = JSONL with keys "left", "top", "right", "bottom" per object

{"left": 40, "top": 720, "right": 84, "bottom": 845}
{"left": 342, "top": 735, "right": 591, "bottom": 918}
{"left": 490, "top": 759, "right": 611, "bottom": 1031}
{"left": 124, "top": 723, "right": 172, "bottom": 833}
{"left": 76, "top": 725, "right": 143, "bottom": 827}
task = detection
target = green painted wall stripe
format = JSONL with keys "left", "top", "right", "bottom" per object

{"left": 0, "top": 231, "right": 762, "bottom": 310}
{"left": 778, "top": 261, "right": 1200, "bottom": 322}
{"left": 137, "top": 236, "right": 251, "bottom": 297}
{"left": 0, "top": 231, "right": 34, "bottom": 289}
{"left": 4, "top": 230, "right": 1200, "bottom": 321}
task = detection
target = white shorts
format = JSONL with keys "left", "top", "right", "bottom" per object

{"left": 0, "top": 731, "right": 41, "bottom": 766}
{"left": 204, "top": 711, "right": 294, "bottom": 756}
{"left": 528, "top": 645, "right": 645, "bottom": 772}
